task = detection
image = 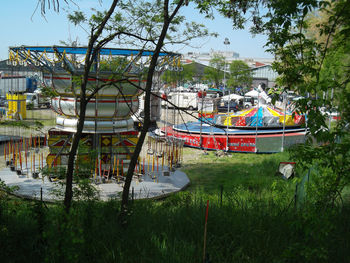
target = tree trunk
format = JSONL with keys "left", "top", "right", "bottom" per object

{"left": 63, "top": 87, "right": 88, "bottom": 213}
{"left": 120, "top": 0, "right": 184, "bottom": 218}
{"left": 63, "top": 0, "right": 119, "bottom": 213}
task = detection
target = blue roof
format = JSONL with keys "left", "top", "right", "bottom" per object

{"left": 9, "top": 46, "right": 179, "bottom": 57}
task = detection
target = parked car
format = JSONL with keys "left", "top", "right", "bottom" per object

{"left": 217, "top": 100, "right": 240, "bottom": 112}
{"left": 0, "top": 97, "right": 7, "bottom": 107}
{"left": 25, "top": 91, "right": 50, "bottom": 109}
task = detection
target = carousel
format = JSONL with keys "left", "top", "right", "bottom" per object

{"left": 0, "top": 46, "right": 190, "bottom": 201}
{"left": 164, "top": 89, "right": 307, "bottom": 153}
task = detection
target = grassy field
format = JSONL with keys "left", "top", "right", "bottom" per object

{"left": 1, "top": 148, "right": 349, "bottom": 263}
{"left": 182, "top": 149, "right": 292, "bottom": 193}
{"left": 0, "top": 108, "right": 349, "bottom": 262}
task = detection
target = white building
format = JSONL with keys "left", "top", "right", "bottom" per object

{"left": 181, "top": 50, "right": 277, "bottom": 89}
{"left": 251, "top": 65, "right": 278, "bottom": 89}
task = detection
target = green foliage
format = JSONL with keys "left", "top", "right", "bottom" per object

{"left": 73, "top": 178, "right": 100, "bottom": 202}
{"left": 1, "top": 189, "right": 350, "bottom": 262}
{"left": 183, "top": 150, "right": 294, "bottom": 194}
{"left": 227, "top": 60, "right": 252, "bottom": 90}
{"left": 42, "top": 166, "right": 67, "bottom": 181}
{"left": 265, "top": 0, "right": 350, "bottom": 206}
{"left": 68, "top": 1, "right": 213, "bottom": 51}
{"left": 0, "top": 120, "right": 29, "bottom": 128}
{"left": 68, "top": 11, "right": 86, "bottom": 26}
{"left": 204, "top": 54, "right": 225, "bottom": 88}
{"left": 289, "top": 132, "right": 350, "bottom": 207}
{"left": 0, "top": 179, "right": 19, "bottom": 199}
{"left": 161, "top": 63, "right": 195, "bottom": 85}
{"left": 27, "top": 102, "right": 34, "bottom": 110}
{"left": 38, "top": 85, "right": 59, "bottom": 98}
{"left": 99, "top": 56, "right": 129, "bottom": 73}
{"left": 202, "top": 0, "right": 350, "bottom": 206}
{"left": 1, "top": 149, "right": 350, "bottom": 262}
{"left": 0, "top": 119, "right": 44, "bottom": 131}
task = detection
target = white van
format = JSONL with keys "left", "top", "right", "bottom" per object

{"left": 25, "top": 90, "right": 50, "bottom": 109}
{"left": 162, "top": 92, "right": 198, "bottom": 110}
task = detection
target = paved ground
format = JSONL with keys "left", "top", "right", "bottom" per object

{"left": 0, "top": 107, "right": 193, "bottom": 201}
{"left": 0, "top": 164, "right": 190, "bottom": 201}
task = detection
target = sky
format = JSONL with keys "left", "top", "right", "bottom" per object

{"left": 0, "top": 0, "right": 273, "bottom": 61}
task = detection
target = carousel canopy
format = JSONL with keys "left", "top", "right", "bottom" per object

{"left": 9, "top": 46, "right": 179, "bottom": 57}
{"left": 220, "top": 105, "right": 305, "bottom": 127}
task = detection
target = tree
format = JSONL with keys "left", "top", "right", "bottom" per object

{"left": 63, "top": 0, "right": 120, "bottom": 213}
{"left": 204, "top": 54, "right": 225, "bottom": 88}
{"left": 259, "top": 0, "right": 350, "bottom": 206}
{"left": 114, "top": 0, "right": 213, "bottom": 216}
{"left": 161, "top": 62, "right": 195, "bottom": 86}
{"left": 35, "top": 0, "right": 70, "bottom": 16}
{"left": 62, "top": 0, "right": 212, "bottom": 214}
{"left": 198, "top": 0, "right": 350, "bottom": 207}
{"left": 227, "top": 60, "right": 252, "bottom": 90}
{"left": 39, "top": 0, "right": 350, "bottom": 210}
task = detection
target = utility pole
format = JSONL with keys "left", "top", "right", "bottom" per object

{"left": 224, "top": 38, "right": 230, "bottom": 152}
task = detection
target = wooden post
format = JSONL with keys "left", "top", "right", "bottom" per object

{"left": 202, "top": 200, "right": 209, "bottom": 263}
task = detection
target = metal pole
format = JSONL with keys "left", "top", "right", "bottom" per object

{"left": 165, "top": 89, "right": 168, "bottom": 137}
{"left": 223, "top": 37, "right": 230, "bottom": 94}
{"left": 200, "top": 94, "right": 203, "bottom": 150}
{"left": 224, "top": 59, "right": 227, "bottom": 92}
{"left": 281, "top": 93, "right": 287, "bottom": 152}
{"left": 255, "top": 91, "right": 260, "bottom": 153}
{"left": 226, "top": 90, "right": 230, "bottom": 151}
{"left": 223, "top": 38, "right": 230, "bottom": 152}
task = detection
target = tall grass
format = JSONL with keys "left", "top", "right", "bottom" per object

{"left": 1, "top": 192, "right": 349, "bottom": 263}
{"left": 183, "top": 150, "right": 293, "bottom": 193}
{"left": 0, "top": 150, "right": 349, "bottom": 262}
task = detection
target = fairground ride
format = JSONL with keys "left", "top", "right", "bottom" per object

{"left": 7, "top": 45, "right": 181, "bottom": 181}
